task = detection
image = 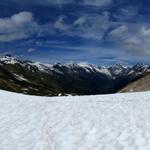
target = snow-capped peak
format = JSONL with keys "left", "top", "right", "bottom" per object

{"left": 0, "top": 54, "right": 19, "bottom": 65}
{"left": 29, "top": 62, "right": 53, "bottom": 72}
{"left": 111, "top": 64, "right": 128, "bottom": 70}
{"left": 109, "top": 64, "right": 130, "bottom": 76}
{"left": 133, "top": 63, "right": 149, "bottom": 73}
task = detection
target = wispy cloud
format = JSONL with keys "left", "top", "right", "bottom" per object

{"left": 54, "top": 15, "right": 69, "bottom": 31}
{"left": 27, "top": 48, "right": 36, "bottom": 52}
{"left": 108, "top": 25, "right": 150, "bottom": 55}
{"left": 113, "top": 6, "right": 139, "bottom": 21}
{"left": 54, "top": 12, "right": 110, "bottom": 40}
{"left": 82, "top": 0, "right": 112, "bottom": 7}
{"left": 0, "top": 0, "right": 112, "bottom": 7}
{"left": 0, "top": 11, "right": 38, "bottom": 42}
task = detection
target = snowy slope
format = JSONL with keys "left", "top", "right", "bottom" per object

{"left": 0, "top": 90, "right": 150, "bottom": 150}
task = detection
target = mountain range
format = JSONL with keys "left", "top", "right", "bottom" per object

{"left": 0, "top": 54, "right": 149, "bottom": 96}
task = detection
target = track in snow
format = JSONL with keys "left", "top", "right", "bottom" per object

{"left": 0, "top": 90, "right": 150, "bottom": 150}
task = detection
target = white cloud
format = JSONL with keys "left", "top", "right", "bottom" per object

{"left": 11, "top": 12, "right": 34, "bottom": 26}
{"left": 0, "top": 32, "right": 29, "bottom": 42}
{"left": 108, "top": 25, "right": 150, "bottom": 55}
{"left": 54, "top": 16, "right": 69, "bottom": 31}
{"left": 83, "top": 0, "right": 112, "bottom": 6}
{"left": 73, "top": 12, "right": 110, "bottom": 39}
{"left": 28, "top": 48, "right": 35, "bottom": 52}
{"left": 109, "top": 25, "right": 129, "bottom": 40}
{"left": 140, "top": 26, "right": 150, "bottom": 37}
{"left": 0, "top": 11, "right": 38, "bottom": 42}
{"left": 38, "top": 0, "right": 73, "bottom": 5}
{"left": 54, "top": 12, "right": 110, "bottom": 40}
{"left": 73, "top": 17, "right": 86, "bottom": 26}
{"left": 4, "top": 0, "right": 74, "bottom": 6}
{"left": 4, "top": 0, "right": 112, "bottom": 7}
{"left": 113, "top": 6, "right": 139, "bottom": 20}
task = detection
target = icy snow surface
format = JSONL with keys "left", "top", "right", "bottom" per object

{"left": 0, "top": 90, "right": 150, "bottom": 150}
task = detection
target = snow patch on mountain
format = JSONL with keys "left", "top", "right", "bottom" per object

{"left": 30, "top": 62, "right": 53, "bottom": 73}
{"left": 0, "top": 55, "right": 19, "bottom": 65}
{"left": 13, "top": 73, "right": 28, "bottom": 82}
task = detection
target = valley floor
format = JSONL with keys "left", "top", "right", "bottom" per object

{"left": 0, "top": 90, "right": 150, "bottom": 150}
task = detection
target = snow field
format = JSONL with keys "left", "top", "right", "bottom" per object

{"left": 0, "top": 90, "right": 150, "bottom": 150}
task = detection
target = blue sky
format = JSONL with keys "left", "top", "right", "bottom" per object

{"left": 0, "top": 0, "right": 149, "bottom": 65}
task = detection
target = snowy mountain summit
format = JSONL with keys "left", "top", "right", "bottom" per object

{"left": 0, "top": 55, "right": 149, "bottom": 96}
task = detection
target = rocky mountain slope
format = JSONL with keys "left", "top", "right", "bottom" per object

{"left": 119, "top": 73, "right": 150, "bottom": 93}
{"left": 0, "top": 54, "right": 149, "bottom": 96}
